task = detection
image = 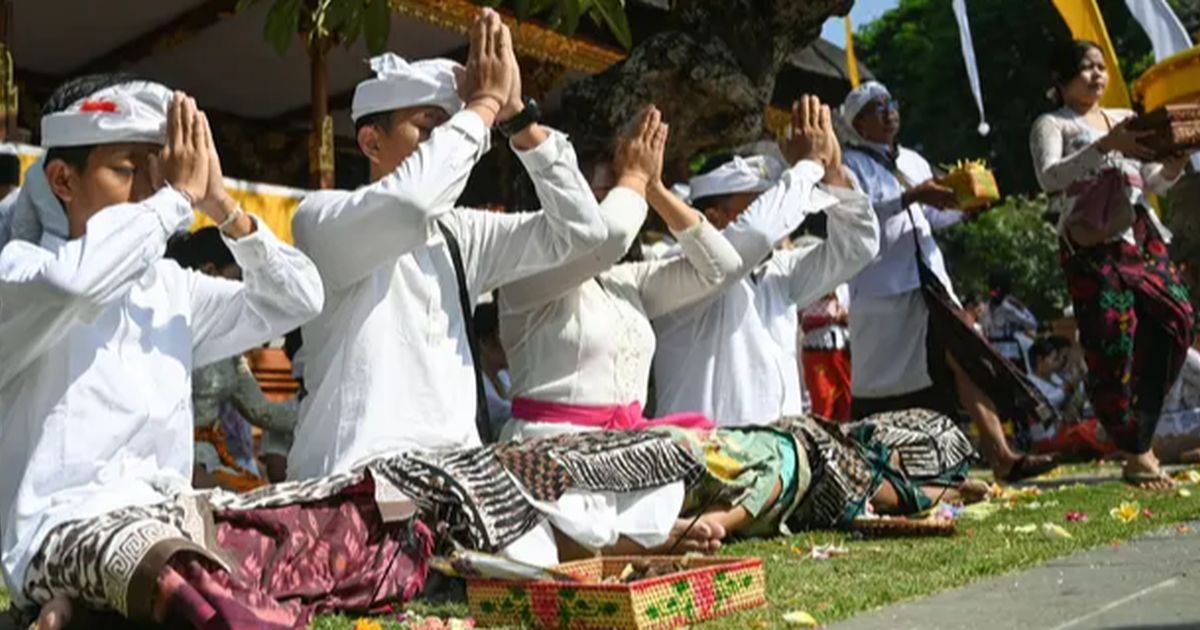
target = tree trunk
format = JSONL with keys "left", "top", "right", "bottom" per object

{"left": 308, "top": 36, "right": 334, "bottom": 190}
{"left": 558, "top": 0, "right": 852, "bottom": 174}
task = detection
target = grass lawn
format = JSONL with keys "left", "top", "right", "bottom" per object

{"left": 6, "top": 467, "right": 1200, "bottom": 629}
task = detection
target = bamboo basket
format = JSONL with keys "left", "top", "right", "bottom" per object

{"left": 467, "top": 556, "right": 766, "bottom": 629}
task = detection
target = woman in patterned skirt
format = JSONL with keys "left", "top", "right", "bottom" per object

{"left": 1030, "top": 39, "right": 1197, "bottom": 488}
{"left": 662, "top": 408, "right": 988, "bottom": 540}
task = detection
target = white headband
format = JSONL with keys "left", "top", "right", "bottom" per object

{"left": 351, "top": 53, "right": 464, "bottom": 122}
{"left": 40, "top": 81, "right": 173, "bottom": 148}
{"left": 840, "top": 81, "right": 891, "bottom": 127}
{"left": 670, "top": 182, "right": 691, "bottom": 204}
{"left": 688, "top": 155, "right": 785, "bottom": 201}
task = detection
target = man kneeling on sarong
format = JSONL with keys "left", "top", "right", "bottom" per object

{"left": 0, "top": 75, "right": 430, "bottom": 630}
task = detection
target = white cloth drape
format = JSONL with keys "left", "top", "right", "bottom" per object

{"left": 1123, "top": 0, "right": 1200, "bottom": 172}
{"left": 951, "top": 0, "right": 989, "bottom": 136}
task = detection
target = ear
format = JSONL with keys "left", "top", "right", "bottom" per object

{"left": 357, "top": 125, "right": 382, "bottom": 165}
{"left": 702, "top": 206, "right": 722, "bottom": 225}
{"left": 44, "top": 160, "right": 78, "bottom": 206}
{"left": 200, "top": 262, "right": 217, "bottom": 276}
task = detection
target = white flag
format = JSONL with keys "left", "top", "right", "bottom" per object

{"left": 1124, "top": 0, "right": 1193, "bottom": 61}
{"left": 1124, "top": 0, "right": 1198, "bottom": 171}
{"left": 951, "top": 0, "right": 989, "bottom": 136}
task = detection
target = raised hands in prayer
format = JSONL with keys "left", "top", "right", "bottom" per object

{"left": 784, "top": 95, "right": 837, "bottom": 168}
{"left": 151, "top": 92, "right": 253, "bottom": 237}
{"left": 458, "top": 8, "right": 516, "bottom": 127}
{"left": 784, "top": 95, "right": 851, "bottom": 188}
{"left": 151, "top": 92, "right": 210, "bottom": 206}
{"left": 612, "top": 104, "right": 667, "bottom": 197}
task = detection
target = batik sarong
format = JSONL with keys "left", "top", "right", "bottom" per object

{"left": 1060, "top": 206, "right": 1196, "bottom": 454}
{"left": 781, "top": 408, "right": 977, "bottom": 529}
{"left": 21, "top": 470, "right": 431, "bottom": 629}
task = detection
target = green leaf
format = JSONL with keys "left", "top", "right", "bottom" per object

{"left": 362, "top": 0, "right": 390, "bottom": 54}
{"left": 263, "top": 0, "right": 303, "bottom": 54}
{"left": 588, "top": 0, "right": 630, "bottom": 48}
{"left": 561, "top": 0, "right": 586, "bottom": 35}
{"left": 235, "top": 0, "right": 262, "bottom": 13}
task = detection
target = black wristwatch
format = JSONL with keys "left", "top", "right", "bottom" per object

{"left": 497, "top": 97, "right": 541, "bottom": 138}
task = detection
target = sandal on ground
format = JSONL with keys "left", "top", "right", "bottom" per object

{"left": 1000, "top": 454, "right": 1059, "bottom": 483}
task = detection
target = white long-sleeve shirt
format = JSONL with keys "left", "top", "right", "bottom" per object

{"left": 843, "top": 145, "right": 958, "bottom": 301}
{"left": 0, "top": 189, "right": 323, "bottom": 604}
{"left": 652, "top": 162, "right": 880, "bottom": 426}
{"left": 290, "top": 110, "right": 606, "bottom": 478}
{"left": 499, "top": 187, "right": 740, "bottom": 410}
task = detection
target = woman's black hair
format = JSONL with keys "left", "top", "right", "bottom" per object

{"left": 988, "top": 269, "right": 1013, "bottom": 305}
{"left": 165, "top": 226, "right": 236, "bottom": 271}
{"left": 1047, "top": 39, "right": 1103, "bottom": 106}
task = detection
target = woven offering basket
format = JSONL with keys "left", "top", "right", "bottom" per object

{"left": 467, "top": 556, "right": 766, "bottom": 629}
{"left": 850, "top": 516, "right": 956, "bottom": 537}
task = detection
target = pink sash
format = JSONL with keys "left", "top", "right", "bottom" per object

{"left": 511, "top": 398, "right": 715, "bottom": 431}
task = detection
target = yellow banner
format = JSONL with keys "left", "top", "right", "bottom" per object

{"left": 844, "top": 15, "right": 861, "bottom": 88}
{"left": 1050, "top": 0, "right": 1133, "bottom": 108}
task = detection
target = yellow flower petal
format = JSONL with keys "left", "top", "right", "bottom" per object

{"left": 1109, "top": 501, "right": 1140, "bottom": 524}
{"left": 783, "top": 611, "right": 819, "bottom": 627}
{"left": 1042, "top": 523, "right": 1073, "bottom": 540}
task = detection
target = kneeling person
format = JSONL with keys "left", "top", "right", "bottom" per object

{"left": 0, "top": 76, "right": 421, "bottom": 629}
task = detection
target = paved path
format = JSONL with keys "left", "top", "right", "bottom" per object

{"left": 831, "top": 521, "right": 1200, "bottom": 630}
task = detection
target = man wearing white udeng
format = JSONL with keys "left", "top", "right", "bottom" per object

{"left": 290, "top": 9, "right": 607, "bottom": 478}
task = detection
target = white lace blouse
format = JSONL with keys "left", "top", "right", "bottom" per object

{"left": 498, "top": 187, "right": 742, "bottom": 409}
{"left": 1029, "top": 107, "right": 1181, "bottom": 243}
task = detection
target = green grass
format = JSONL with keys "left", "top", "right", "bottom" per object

{"left": 7, "top": 471, "right": 1200, "bottom": 630}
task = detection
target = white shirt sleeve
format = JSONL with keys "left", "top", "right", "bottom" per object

{"left": 924, "top": 206, "right": 965, "bottom": 231}
{"left": 760, "top": 184, "right": 880, "bottom": 310}
{"left": 499, "top": 186, "right": 645, "bottom": 314}
{"left": 843, "top": 150, "right": 908, "bottom": 223}
{"left": 621, "top": 218, "right": 742, "bottom": 319}
{"left": 721, "top": 160, "right": 835, "bottom": 279}
{"left": 0, "top": 187, "right": 193, "bottom": 389}
{"left": 1029, "top": 113, "right": 1107, "bottom": 194}
{"left": 291, "top": 110, "right": 491, "bottom": 291}
{"left": 188, "top": 217, "right": 325, "bottom": 367}
{"left": 440, "top": 128, "right": 607, "bottom": 297}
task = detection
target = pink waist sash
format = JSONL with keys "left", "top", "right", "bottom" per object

{"left": 511, "top": 398, "right": 715, "bottom": 431}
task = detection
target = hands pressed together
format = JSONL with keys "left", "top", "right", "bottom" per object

{"left": 457, "top": 8, "right": 537, "bottom": 146}
{"left": 152, "top": 92, "right": 250, "bottom": 238}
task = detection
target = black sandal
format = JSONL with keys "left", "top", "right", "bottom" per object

{"left": 1000, "top": 454, "right": 1059, "bottom": 483}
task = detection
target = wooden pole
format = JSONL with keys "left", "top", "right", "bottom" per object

{"left": 0, "top": 0, "right": 14, "bottom": 142}
{"left": 308, "top": 36, "right": 334, "bottom": 189}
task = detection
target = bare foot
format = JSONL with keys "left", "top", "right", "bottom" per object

{"left": 993, "top": 453, "right": 1059, "bottom": 482}
{"left": 957, "top": 479, "right": 991, "bottom": 504}
{"left": 656, "top": 517, "right": 726, "bottom": 554}
{"left": 1123, "top": 450, "right": 1176, "bottom": 490}
{"left": 29, "top": 596, "right": 72, "bottom": 630}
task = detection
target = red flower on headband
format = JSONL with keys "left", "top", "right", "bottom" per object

{"left": 80, "top": 99, "right": 119, "bottom": 113}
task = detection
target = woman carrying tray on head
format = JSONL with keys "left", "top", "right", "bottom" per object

{"left": 1030, "top": 39, "right": 1198, "bottom": 489}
